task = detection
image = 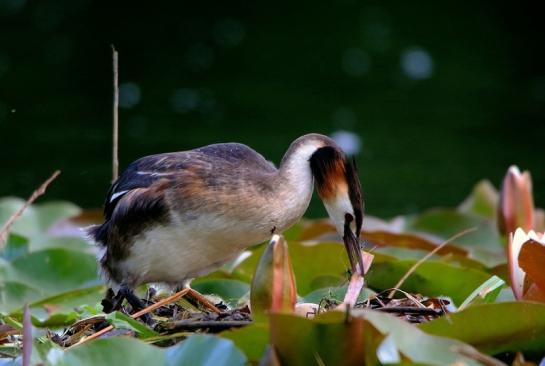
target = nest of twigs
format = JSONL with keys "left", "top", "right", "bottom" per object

{"left": 45, "top": 287, "right": 448, "bottom": 349}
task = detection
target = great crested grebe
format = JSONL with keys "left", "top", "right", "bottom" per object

{"left": 89, "top": 133, "right": 364, "bottom": 313}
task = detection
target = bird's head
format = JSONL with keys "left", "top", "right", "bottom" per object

{"left": 309, "top": 143, "right": 365, "bottom": 275}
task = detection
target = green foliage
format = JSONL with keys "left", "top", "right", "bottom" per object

{"left": 355, "top": 310, "right": 491, "bottom": 365}
{"left": 457, "top": 275, "right": 505, "bottom": 311}
{"left": 191, "top": 279, "right": 249, "bottom": 308}
{"left": 419, "top": 302, "right": 545, "bottom": 354}
{"left": 366, "top": 259, "right": 492, "bottom": 306}
{"left": 164, "top": 335, "right": 247, "bottom": 366}
{"left": 105, "top": 312, "right": 159, "bottom": 339}
{"left": 220, "top": 323, "right": 269, "bottom": 363}
{"left": 0, "top": 180, "right": 543, "bottom": 364}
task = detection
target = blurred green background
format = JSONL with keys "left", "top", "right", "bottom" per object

{"left": 1, "top": 1, "right": 544, "bottom": 218}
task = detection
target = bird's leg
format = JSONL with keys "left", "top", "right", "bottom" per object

{"left": 118, "top": 285, "right": 155, "bottom": 325}
{"left": 101, "top": 288, "right": 124, "bottom": 313}
{"left": 101, "top": 285, "right": 154, "bottom": 325}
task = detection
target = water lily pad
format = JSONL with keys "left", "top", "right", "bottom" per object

{"left": 191, "top": 279, "right": 249, "bottom": 307}
{"left": 366, "top": 259, "right": 492, "bottom": 306}
{"left": 419, "top": 302, "right": 545, "bottom": 354}
{"left": 354, "top": 309, "right": 495, "bottom": 365}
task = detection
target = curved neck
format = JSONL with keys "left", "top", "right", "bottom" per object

{"left": 279, "top": 141, "right": 321, "bottom": 189}
{"left": 264, "top": 139, "right": 325, "bottom": 231}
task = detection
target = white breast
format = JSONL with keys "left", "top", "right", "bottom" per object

{"left": 115, "top": 211, "right": 273, "bottom": 287}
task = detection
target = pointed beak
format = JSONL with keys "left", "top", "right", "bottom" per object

{"left": 343, "top": 213, "right": 365, "bottom": 275}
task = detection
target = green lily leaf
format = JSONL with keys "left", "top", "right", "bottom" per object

{"left": 0, "top": 248, "right": 98, "bottom": 313}
{"left": 419, "top": 302, "right": 545, "bottom": 354}
{"left": 46, "top": 334, "right": 248, "bottom": 366}
{"left": 403, "top": 209, "right": 505, "bottom": 267}
{"left": 303, "top": 285, "right": 375, "bottom": 304}
{"left": 165, "top": 334, "right": 247, "bottom": 366}
{"left": 353, "top": 309, "right": 498, "bottom": 365}
{"left": 233, "top": 241, "right": 351, "bottom": 296}
{"left": 16, "top": 285, "right": 105, "bottom": 327}
{"left": 191, "top": 279, "right": 249, "bottom": 308}
{"left": 31, "top": 311, "right": 80, "bottom": 328}
{"left": 405, "top": 209, "right": 502, "bottom": 252}
{"left": 366, "top": 258, "right": 492, "bottom": 306}
{"left": 47, "top": 337, "right": 164, "bottom": 366}
{"left": 457, "top": 275, "right": 505, "bottom": 311}
{"left": 270, "top": 311, "right": 384, "bottom": 366}
{"left": 220, "top": 323, "right": 269, "bottom": 363}
{"left": 0, "top": 198, "right": 81, "bottom": 241}
{"left": 458, "top": 180, "right": 498, "bottom": 219}
{"left": 0, "top": 280, "right": 44, "bottom": 314}
{"left": 2, "top": 233, "right": 29, "bottom": 261}
{"left": 7, "top": 248, "right": 98, "bottom": 293}
{"left": 105, "top": 311, "right": 158, "bottom": 339}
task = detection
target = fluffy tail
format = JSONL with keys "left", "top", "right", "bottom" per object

{"left": 85, "top": 222, "right": 110, "bottom": 247}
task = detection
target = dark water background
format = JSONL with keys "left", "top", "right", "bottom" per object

{"left": 1, "top": 1, "right": 544, "bottom": 218}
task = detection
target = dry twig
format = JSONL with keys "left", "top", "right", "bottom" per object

{"left": 112, "top": 45, "right": 119, "bottom": 182}
{"left": 71, "top": 288, "right": 192, "bottom": 347}
{"left": 0, "top": 170, "right": 61, "bottom": 247}
{"left": 159, "top": 320, "right": 251, "bottom": 333}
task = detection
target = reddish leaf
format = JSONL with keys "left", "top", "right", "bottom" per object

{"left": 522, "top": 284, "right": 545, "bottom": 303}
{"left": 363, "top": 230, "right": 467, "bottom": 256}
{"left": 519, "top": 239, "right": 545, "bottom": 294}
{"left": 270, "top": 312, "right": 383, "bottom": 366}
{"left": 298, "top": 219, "right": 336, "bottom": 241}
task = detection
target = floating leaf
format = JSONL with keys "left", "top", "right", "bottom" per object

{"left": 355, "top": 309, "right": 497, "bottom": 365}
{"left": 234, "top": 242, "right": 350, "bottom": 296}
{"left": 31, "top": 311, "right": 79, "bottom": 328}
{"left": 105, "top": 312, "right": 158, "bottom": 339}
{"left": 419, "top": 302, "right": 545, "bottom": 354}
{"left": 458, "top": 179, "right": 498, "bottom": 219}
{"left": 405, "top": 209, "right": 502, "bottom": 252}
{"left": 0, "top": 281, "right": 44, "bottom": 314}
{"left": 48, "top": 337, "right": 164, "bottom": 366}
{"left": 220, "top": 323, "right": 269, "bottom": 363}
{"left": 191, "top": 279, "right": 249, "bottom": 307}
{"left": 269, "top": 311, "right": 383, "bottom": 366}
{"left": 404, "top": 209, "right": 504, "bottom": 267}
{"left": 297, "top": 219, "right": 336, "bottom": 241}
{"left": 303, "top": 285, "right": 375, "bottom": 304}
{"left": 457, "top": 275, "right": 505, "bottom": 311}
{"left": 5, "top": 286, "right": 104, "bottom": 327}
{"left": 366, "top": 259, "right": 492, "bottom": 306}
{"left": 7, "top": 248, "right": 98, "bottom": 294}
{"left": 0, "top": 248, "right": 98, "bottom": 313}
{"left": 46, "top": 334, "right": 247, "bottom": 366}
{"left": 1, "top": 234, "right": 29, "bottom": 261}
{"left": 363, "top": 230, "right": 467, "bottom": 256}
{"left": 164, "top": 335, "right": 247, "bottom": 366}
{"left": 0, "top": 198, "right": 81, "bottom": 241}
